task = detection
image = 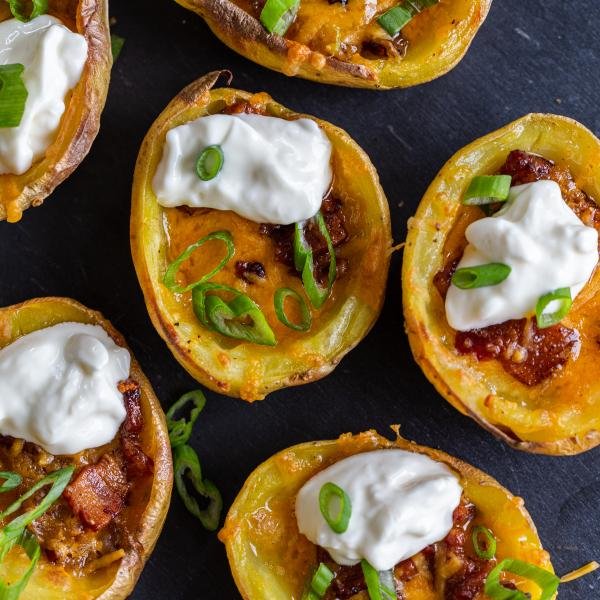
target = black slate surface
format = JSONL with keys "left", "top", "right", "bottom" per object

{"left": 1, "top": 0, "right": 599, "bottom": 598}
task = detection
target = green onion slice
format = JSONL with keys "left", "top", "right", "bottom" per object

{"left": 0, "top": 529, "right": 40, "bottom": 600}
{"left": 260, "top": 0, "right": 300, "bottom": 36}
{"left": 173, "top": 444, "right": 222, "bottom": 531}
{"left": 163, "top": 230, "right": 234, "bottom": 293}
{"left": 7, "top": 0, "right": 47, "bottom": 22}
{"left": 196, "top": 145, "right": 224, "bottom": 181}
{"left": 0, "top": 64, "right": 28, "bottom": 129}
{"left": 378, "top": 0, "right": 438, "bottom": 37}
{"left": 274, "top": 287, "right": 311, "bottom": 332}
{"left": 0, "top": 472, "right": 22, "bottom": 494}
{"left": 166, "top": 390, "right": 207, "bottom": 448}
{"left": 451, "top": 263, "right": 511, "bottom": 290}
{"left": 318, "top": 482, "right": 351, "bottom": 534}
{"left": 302, "top": 562, "right": 334, "bottom": 599}
{"left": 472, "top": 525, "right": 496, "bottom": 560}
{"left": 111, "top": 34, "right": 125, "bottom": 62}
{"left": 463, "top": 175, "right": 512, "bottom": 206}
{"left": 361, "top": 560, "right": 398, "bottom": 600}
{"left": 484, "top": 558, "right": 560, "bottom": 600}
{"left": 535, "top": 287, "right": 572, "bottom": 329}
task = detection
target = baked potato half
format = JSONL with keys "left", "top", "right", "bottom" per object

{"left": 0, "top": 297, "right": 172, "bottom": 599}
{"left": 174, "top": 0, "right": 491, "bottom": 89}
{"left": 219, "top": 429, "right": 554, "bottom": 599}
{"left": 131, "top": 71, "right": 391, "bottom": 401}
{"left": 0, "top": 0, "right": 111, "bottom": 223}
{"left": 403, "top": 113, "right": 600, "bottom": 455}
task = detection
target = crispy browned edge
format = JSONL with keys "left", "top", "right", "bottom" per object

{"left": 0, "top": 0, "right": 112, "bottom": 221}
{"left": 1, "top": 297, "right": 173, "bottom": 599}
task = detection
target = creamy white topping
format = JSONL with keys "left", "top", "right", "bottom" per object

{"left": 0, "top": 323, "right": 130, "bottom": 455}
{"left": 446, "top": 181, "right": 599, "bottom": 331}
{"left": 152, "top": 113, "right": 332, "bottom": 225}
{"left": 295, "top": 449, "right": 462, "bottom": 571}
{"left": 0, "top": 15, "right": 88, "bottom": 175}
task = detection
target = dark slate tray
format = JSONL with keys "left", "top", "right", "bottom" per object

{"left": 1, "top": 0, "right": 599, "bottom": 598}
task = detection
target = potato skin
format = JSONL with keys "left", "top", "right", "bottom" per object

{"left": 219, "top": 429, "right": 554, "bottom": 600}
{"left": 131, "top": 71, "right": 392, "bottom": 401}
{"left": 0, "top": 0, "right": 112, "bottom": 223}
{"left": 173, "top": 0, "right": 492, "bottom": 89}
{"left": 0, "top": 297, "right": 173, "bottom": 600}
{"left": 403, "top": 113, "right": 600, "bottom": 455}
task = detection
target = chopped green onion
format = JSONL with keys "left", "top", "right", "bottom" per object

{"left": 472, "top": 525, "right": 496, "bottom": 560}
{"left": 274, "top": 287, "right": 311, "bottom": 332}
{"left": 452, "top": 263, "right": 511, "bottom": 289}
{"left": 485, "top": 558, "right": 560, "bottom": 600}
{"left": 318, "top": 482, "right": 351, "bottom": 534}
{"left": 163, "top": 230, "right": 234, "bottom": 293}
{"left": 535, "top": 287, "right": 572, "bottom": 329}
{"left": 378, "top": 0, "right": 438, "bottom": 37}
{"left": 0, "top": 530, "right": 40, "bottom": 600}
{"left": 7, "top": 0, "right": 47, "bottom": 22}
{"left": 166, "top": 390, "right": 207, "bottom": 448}
{"left": 260, "top": 0, "right": 300, "bottom": 36}
{"left": 361, "top": 560, "right": 398, "bottom": 600}
{"left": 173, "top": 444, "right": 222, "bottom": 531}
{"left": 463, "top": 175, "right": 512, "bottom": 206}
{"left": 0, "top": 64, "right": 28, "bottom": 129}
{"left": 0, "top": 472, "right": 21, "bottom": 494}
{"left": 302, "top": 563, "right": 334, "bottom": 598}
{"left": 111, "top": 34, "right": 125, "bottom": 62}
{"left": 196, "top": 145, "right": 224, "bottom": 181}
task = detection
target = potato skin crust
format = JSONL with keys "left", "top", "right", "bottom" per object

{"left": 219, "top": 429, "right": 554, "bottom": 600}
{"left": 0, "top": 297, "right": 173, "bottom": 600}
{"left": 403, "top": 113, "right": 600, "bottom": 455}
{"left": 173, "top": 0, "right": 492, "bottom": 89}
{"left": 0, "top": 0, "right": 112, "bottom": 222}
{"left": 131, "top": 71, "right": 392, "bottom": 401}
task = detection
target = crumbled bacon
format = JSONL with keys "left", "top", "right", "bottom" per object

{"left": 361, "top": 36, "right": 409, "bottom": 59}
{"left": 235, "top": 260, "right": 266, "bottom": 284}
{"left": 121, "top": 437, "right": 154, "bottom": 479}
{"left": 118, "top": 379, "right": 143, "bottom": 435}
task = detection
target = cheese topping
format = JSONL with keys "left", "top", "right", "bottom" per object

{"left": 152, "top": 113, "right": 332, "bottom": 225}
{"left": 446, "top": 181, "right": 599, "bottom": 331}
{"left": 295, "top": 449, "right": 462, "bottom": 571}
{"left": 0, "top": 15, "right": 88, "bottom": 175}
{"left": 0, "top": 323, "right": 130, "bottom": 455}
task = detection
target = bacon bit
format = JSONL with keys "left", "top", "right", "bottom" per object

{"left": 433, "top": 257, "right": 459, "bottom": 299}
{"left": 361, "top": 36, "right": 409, "bottom": 59}
{"left": 121, "top": 437, "right": 153, "bottom": 479}
{"left": 64, "top": 454, "right": 129, "bottom": 531}
{"left": 500, "top": 149, "right": 553, "bottom": 184}
{"left": 235, "top": 261, "right": 266, "bottom": 284}
{"left": 223, "top": 100, "right": 263, "bottom": 115}
{"left": 118, "top": 379, "right": 143, "bottom": 435}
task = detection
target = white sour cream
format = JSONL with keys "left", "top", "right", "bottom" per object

{"left": 0, "top": 323, "right": 131, "bottom": 455}
{"left": 152, "top": 113, "right": 333, "bottom": 225}
{"left": 295, "top": 449, "right": 462, "bottom": 572}
{"left": 446, "top": 181, "right": 599, "bottom": 331}
{"left": 0, "top": 15, "right": 88, "bottom": 175}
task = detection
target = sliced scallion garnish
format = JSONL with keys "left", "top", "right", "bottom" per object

{"left": 196, "top": 144, "right": 224, "bottom": 181}
{"left": 0, "top": 472, "right": 22, "bottom": 493}
{"left": 484, "top": 558, "right": 559, "bottom": 600}
{"left": 302, "top": 563, "right": 334, "bottom": 599}
{"left": 0, "top": 64, "right": 28, "bottom": 128}
{"left": 361, "top": 560, "right": 398, "bottom": 600}
{"left": 260, "top": 0, "right": 300, "bottom": 36}
{"left": 463, "top": 175, "right": 512, "bottom": 206}
{"left": 318, "top": 482, "right": 351, "bottom": 534}
{"left": 535, "top": 287, "right": 572, "bottom": 328}
{"left": 472, "top": 525, "right": 496, "bottom": 560}
{"left": 451, "top": 263, "right": 511, "bottom": 289}
{"left": 274, "top": 287, "right": 311, "bottom": 332}
{"left": 378, "top": 0, "right": 438, "bottom": 37}
{"left": 111, "top": 34, "right": 125, "bottom": 62}
{"left": 7, "top": 0, "right": 47, "bottom": 22}
{"left": 0, "top": 530, "right": 40, "bottom": 599}
{"left": 166, "top": 390, "right": 207, "bottom": 448}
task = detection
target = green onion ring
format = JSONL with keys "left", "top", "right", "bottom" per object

{"left": 7, "top": 0, "right": 47, "bottom": 22}
{"left": 303, "top": 562, "right": 334, "bottom": 598}
{"left": 484, "top": 558, "right": 560, "bottom": 600}
{"left": 260, "top": 0, "right": 300, "bottom": 36}
{"left": 0, "top": 472, "right": 22, "bottom": 494}
{"left": 274, "top": 287, "right": 311, "bottom": 332}
{"left": 472, "top": 525, "right": 497, "bottom": 560}
{"left": 378, "top": 0, "right": 438, "bottom": 37}
{"left": 535, "top": 287, "right": 572, "bottom": 329}
{"left": 163, "top": 230, "right": 234, "bottom": 293}
{"left": 463, "top": 175, "right": 512, "bottom": 206}
{"left": 361, "top": 560, "right": 398, "bottom": 600}
{"left": 111, "top": 34, "right": 125, "bottom": 62}
{"left": 195, "top": 145, "right": 224, "bottom": 181}
{"left": 451, "top": 263, "right": 511, "bottom": 290}
{"left": 0, "top": 530, "right": 41, "bottom": 599}
{"left": 0, "top": 64, "right": 28, "bottom": 129}
{"left": 318, "top": 482, "right": 351, "bottom": 534}
{"left": 166, "top": 390, "right": 207, "bottom": 448}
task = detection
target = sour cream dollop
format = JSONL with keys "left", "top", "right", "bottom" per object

{"left": 0, "top": 323, "right": 130, "bottom": 455}
{"left": 446, "top": 180, "right": 599, "bottom": 331}
{"left": 295, "top": 449, "right": 462, "bottom": 572}
{"left": 152, "top": 113, "right": 333, "bottom": 225}
{"left": 0, "top": 15, "right": 88, "bottom": 175}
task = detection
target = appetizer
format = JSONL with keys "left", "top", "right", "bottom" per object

{"left": 220, "top": 429, "right": 558, "bottom": 599}
{"left": 131, "top": 71, "right": 391, "bottom": 401}
{"left": 0, "top": 0, "right": 111, "bottom": 223}
{"left": 0, "top": 297, "right": 172, "bottom": 598}
{"left": 403, "top": 113, "right": 600, "bottom": 455}
{"left": 174, "top": 0, "right": 491, "bottom": 89}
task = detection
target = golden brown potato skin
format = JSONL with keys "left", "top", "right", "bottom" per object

{"left": 173, "top": 0, "right": 491, "bottom": 89}
{"left": 0, "top": 0, "right": 111, "bottom": 223}
{"left": 0, "top": 297, "right": 173, "bottom": 599}
{"left": 219, "top": 429, "right": 554, "bottom": 600}
{"left": 403, "top": 113, "right": 600, "bottom": 455}
{"left": 131, "top": 71, "right": 392, "bottom": 401}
